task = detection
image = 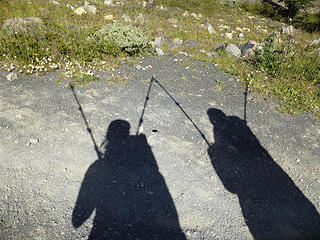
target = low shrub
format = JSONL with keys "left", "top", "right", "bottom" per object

{"left": 247, "top": 32, "right": 320, "bottom": 114}
{"left": 292, "top": 11, "right": 320, "bottom": 32}
{"left": 240, "top": 2, "right": 283, "bottom": 20}
{"left": 0, "top": 20, "right": 122, "bottom": 68}
{"left": 251, "top": 33, "right": 292, "bottom": 75}
{"left": 278, "top": 0, "right": 312, "bottom": 18}
{"left": 91, "top": 23, "right": 148, "bottom": 55}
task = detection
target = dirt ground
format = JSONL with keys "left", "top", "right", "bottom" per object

{"left": 0, "top": 55, "right": 319, "bottom": 239}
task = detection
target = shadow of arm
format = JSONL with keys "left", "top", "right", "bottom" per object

{"left": 72, "top": 165, "right": 99, "bottom": 228}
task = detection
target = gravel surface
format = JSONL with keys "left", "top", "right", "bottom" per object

{"left": 0, "top": 55, "right": 319, "bottom": 240}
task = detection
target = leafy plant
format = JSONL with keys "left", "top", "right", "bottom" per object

{"left": 91, "top": 23, "right": 148, "bottom": 55}
{"left": 251, "top": 33, "right": 292, "bottom": 75}
{"left": 278, "top": 0, "right": 312, "bottom": 18}
{"left": 240, "top": 2, "right": 283, "bottom": 20}
{"left": 292, "top": 11, "right": 320, "bottom": 32}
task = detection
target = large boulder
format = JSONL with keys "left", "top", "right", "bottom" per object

{"left": 226, "top": 44, "right": 241, "bottom": 57}
{"left": 1, "top": 17, "right": 45, "bottom": 36}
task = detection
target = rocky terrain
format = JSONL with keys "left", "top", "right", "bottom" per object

{"left": 1, "top": 0, "right": 320, "bottom": 239}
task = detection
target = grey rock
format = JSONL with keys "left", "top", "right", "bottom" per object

{"left": 6, "top": 72, "right": 18, "bottom": 81}
{"left": 1, "top": 17, "right": 45, "bottom": 36}
{"left": 74, "top": 6, "right": 87, "bottom": 15}
{"left": 213, "top": 42, "right": 227, "bottom": 51}
{"left": 29, "top": 138, "right": 39, "bottom": 145}
{"left": 309, "top": 38, "right": 320, "bottom": 47}
{"left": 49, "top": 0, "right": 61, "bottom": 6}
{"left": 280, "top": 25, "right": 296, "bottom": 35}
{"left": 135, "top": 65, "right": 142, "bottom": 70}
{"left": 155, "top": 47, "right": 164, "bottom": 56}
{"left": 83, "top": 4, "right": 97, "bottom": 15}
{"left": 226, "top": 44, "right": 241, "bottom": 57}
{"left": 241, "top": 40, "right": 257, "bottom": 57}
{"left": 151, "top": 37, "right": 165, "bottom": 49}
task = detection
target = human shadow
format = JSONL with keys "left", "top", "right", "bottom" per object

{"left": 72, "top": 119, "right": 186, "bottom": 240}
{"left": 207, "top": 108, "right": 320, "bottom": 240}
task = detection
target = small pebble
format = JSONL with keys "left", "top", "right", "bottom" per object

{"left": 29, "top": 138, "right": 39, "bottom": 144}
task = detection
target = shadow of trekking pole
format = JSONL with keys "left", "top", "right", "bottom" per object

{"left": 70, "top": 85, "right": 102, "bottom": 159}
{"left": 244, "top": 84, "right": 248, "bottom": 123}
{"left": 153, "top": 78, "right": 210, "bottom": 146}
{"left": 136, "top": 76, "right": 154, "bottom": 135}
{"left": 137, "top": 76, "right": 210, "bottom": 146}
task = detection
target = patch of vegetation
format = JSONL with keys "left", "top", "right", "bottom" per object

{"left": 68, "top": 70, "right": 100, "bottom": 85}
{"left": 91, "top": 23, "right": 149, "bottom": 55}
{"left": 240, "top": 1, "right": 320, "bottom": 33}
{"left": 0, "top": 0, "right": 320, "bottom": 118}
{"left": 278, "top": 0, "right": 313, "bottom": 18}
{"left": 108, "top": 74, "right": 129, "bottom": 85}
{"left": 216, "top": 78, "right": 226, "bottom": 90}
{"left": 292, "top": 11, "right": 320, "bottom": 32}
{"left": 0, "top": 24, "right": 122, "bottom": 68}
{"left": 250, "top": 32, "right": 291, "bottom": 75}
{"left": 158, "top": 0, "right": 227, "bottom": 15}
{"left": 248, "top": 33, "right": 320, "bottom": 114}
{"left": 0, "top": 0, "right": 149, "bottom": 77}
{"left": 240, "top": 2, "right": 284, "bottom": 21}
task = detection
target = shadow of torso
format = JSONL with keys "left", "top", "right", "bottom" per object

{"left": 73, "top": 130, "right": 186, "bottom": 240}
{"left": 207, "top": 109, "right": 320, "bottom": 240}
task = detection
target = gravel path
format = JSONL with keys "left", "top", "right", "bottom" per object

{"left": 0, "top": 55, "right": 319, "bottom": 240}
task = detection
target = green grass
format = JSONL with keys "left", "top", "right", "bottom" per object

{"left": 0, "top": 0, "right": 320, "bottom": 118}
{"left": 240, "top": 1, "right": 320, "bottom": 32}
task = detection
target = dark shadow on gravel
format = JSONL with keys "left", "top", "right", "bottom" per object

{"left": 207, "top": 108, "right": 320, "bottom": 240}
{"left": 72, "top": 119, "right": 186, "bottom": 240}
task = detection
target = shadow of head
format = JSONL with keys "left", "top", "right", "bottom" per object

{"left": 207, "top": 108, "right": 227, "bottom": 125}
{"left": 106, "top": 119, "right": 130, "bottom": 141}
